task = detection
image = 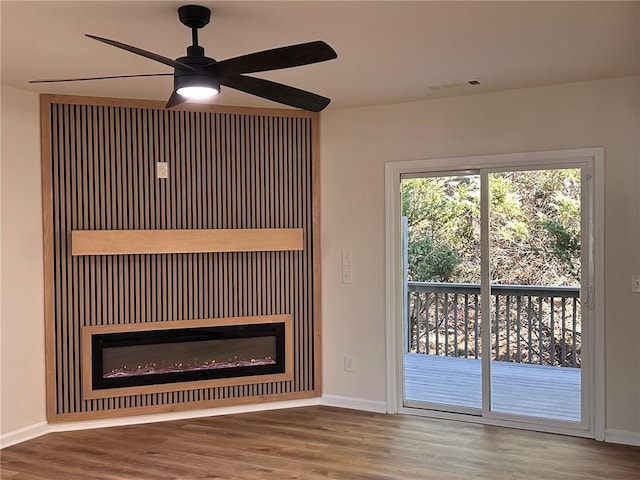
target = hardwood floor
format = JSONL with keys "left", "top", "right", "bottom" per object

{"left": 2, "top": 406, "right": 639, "bottom": 479}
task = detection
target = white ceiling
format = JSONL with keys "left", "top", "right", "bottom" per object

{"left": 1, "top": 1, "right": 639, "bottom": 110}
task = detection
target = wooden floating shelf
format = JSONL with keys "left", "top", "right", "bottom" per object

{"left": 71, "top": 228, "right": 304, "bottom": 256}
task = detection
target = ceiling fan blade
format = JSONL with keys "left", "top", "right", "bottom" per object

{"left": 30, "top": 73, "right": 173, "bottom": 83}
{"left": 165, "top": 91, "right": 188, "bottom": 109}
{"left": 212, "top": 41, "right": 337, "bottom": 76}
{"left": 86, "top": 34, "right": 197, "bottom": 72}
{"left": 221, "top": 75, "right": 331, "bottom": 112}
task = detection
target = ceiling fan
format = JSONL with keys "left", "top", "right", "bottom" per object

{"left": 30, "top": 5, "right": 337, "bottom": 112}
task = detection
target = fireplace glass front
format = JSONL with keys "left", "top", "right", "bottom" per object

{"left": 91, "top": 323, "right": 286, "bottom": 390}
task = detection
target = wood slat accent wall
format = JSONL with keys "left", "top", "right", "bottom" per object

{"left": 41, "top": 94, "right": 320, "bottom": 421}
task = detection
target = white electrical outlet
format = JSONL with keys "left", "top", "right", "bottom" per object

{"left": 341, "top": 267, "right": 352, "bottom": 284}
{"left": 632, "top": 274, "right": 640, "bottom": 293}
{"left": 341, "top": 250, "right": 352, "bottom": 266}
{"left": 344, "top": 355, "right": 355, "bottom": 372}
{"left": 157, "top": 162, "right": 168, "bottom": 179}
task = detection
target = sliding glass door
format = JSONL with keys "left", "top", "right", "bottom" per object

{"left": 484, "top": 168, "right": 584, "bottom": 423}
{"left": 400, "top": 162, "right": 591, "bottom": 429}
{"left": 402, "top": 172, "right": 483, "bottom": 413}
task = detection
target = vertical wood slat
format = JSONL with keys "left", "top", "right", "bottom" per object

{"left": 42, "top": 95, "right": 319, "bottom": 420}
{"left": 71, "top": 105, "right": 81, "bottom": 412}
{"left": 62, "top": 103, "right": 72, "bottom": 413}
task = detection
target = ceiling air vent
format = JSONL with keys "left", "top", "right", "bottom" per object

{"left": 428, "top": 79, "right": 482, "bottom": 91}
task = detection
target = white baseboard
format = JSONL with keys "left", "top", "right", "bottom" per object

{"left": 1, "top": 398, "right": 320, "bottom": 449}
{"left": 7, "top": 400, "right": 637, "bottom": 449}
{"left": 605, "top": 428, "right": 640, "bottom": 446}
{"left": 0, "top": 421, "right": 49, "bottom": 449}
{"left": 321, "top": 394, "right": 387, "bottom": 413}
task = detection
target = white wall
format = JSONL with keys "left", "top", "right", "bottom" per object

{"left": 0, "top": 86, "right": 47, "bottom": 436}
{"left": 320, "top": 76, "right": 640, "bottom": 435}
{"left": 1, "top": 76, "right": 639, "bottom": 444}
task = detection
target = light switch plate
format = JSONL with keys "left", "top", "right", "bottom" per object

{"left": 344, "top": 355, "right": 355, "bottom": 372}
{"left": 157, "top": 162, "right": 168, "bottom": 179}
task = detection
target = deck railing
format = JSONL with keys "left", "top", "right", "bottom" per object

{"left": 407, "top": 282, "right": 581, "bottom": 367}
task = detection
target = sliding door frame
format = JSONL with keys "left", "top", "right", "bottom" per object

{"left": 384, "top": 148, "right": 604, "bottom": 440}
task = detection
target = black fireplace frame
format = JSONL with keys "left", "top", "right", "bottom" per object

{"left": 91, "top": 322, "right": 286, "bottom": 391}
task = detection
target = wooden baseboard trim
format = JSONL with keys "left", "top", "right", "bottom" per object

{"left": 49, "top": 396, "right": 320, "bottom": 431}
{"left": 49, "top": 390, "right": 318, "bottom": 423}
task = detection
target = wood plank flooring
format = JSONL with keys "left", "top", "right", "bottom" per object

{"left": 2, "top": 406, "right": 639, "bottom": 479}
{"left": 405, "top": 353, "right": 581, "bottom": 421}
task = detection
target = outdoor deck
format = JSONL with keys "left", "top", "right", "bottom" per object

{"left": 404, "top": 353, "right": 581, "bottom": 422}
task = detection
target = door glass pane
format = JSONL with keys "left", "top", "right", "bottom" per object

{"left": 488, "top": 169, "right": 582, "bottom": 421}
{"left": 402, "top": 174, "right": 482, "bottom": 410}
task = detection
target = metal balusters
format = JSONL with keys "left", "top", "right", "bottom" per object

{"left": 538, "top": 296, "right": 544, "bottom": 365}
{"left": 505, "top": 295, "right": 511, "bottom": 362}
{"left": 550, "top": 296, "right": 555, "bottom": 366}
{"left": 415, "top": 291, "right": 422, "bottom": 353}
{"left": 443, "top": 293, "right": 449, "bottom": 355}
{"left": 572, "top": 297, "right": 578, "bottom": 367}
{"left": 453, "top": 293, "right": 459, "bottom": 357}
{"left": 561, "top": 298, "right": 567, "bottom": 366}
{"left": 473, "top": 294, "right": 479, "bottom": 359}
{"left": 434, "top": 293, "right": 440, "bottom": 355}
{"left": 527, "top": 296, "right": 533, "bottom": 363}
{"left": 424, "top": 292, "right": 428, "bottom": 354}
{"left": 416, "top": 293, "right": 422, "bottom": 353}
{"left": 516, "top": 296, "right": 522, "bottom": 363}
{"left": 406, "top": 282, "right": 580, "bottom": 368}
{"left": 464, "top": 294, "right": 469, "bottom": 358}
{"left": 494, "top": 294, "right": 500, "bottom": 361}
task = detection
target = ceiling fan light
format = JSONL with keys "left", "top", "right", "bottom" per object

{"left": 174, "top": 73, "right": 220, "bottom": 100}
{"left": 177, "top": 85, "right": 219, "bottom": 99}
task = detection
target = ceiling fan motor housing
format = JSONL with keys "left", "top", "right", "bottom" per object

{"left": 178, "top": 5, "right": 211, "bottom": 29}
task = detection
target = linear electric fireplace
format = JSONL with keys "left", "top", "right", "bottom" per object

{"left": 82, "top": 315, "right": 293, "bottom": 399}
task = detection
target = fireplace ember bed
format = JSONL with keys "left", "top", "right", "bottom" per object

{"left": 81, "top": 315, "right": 293, "bottom": 399}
